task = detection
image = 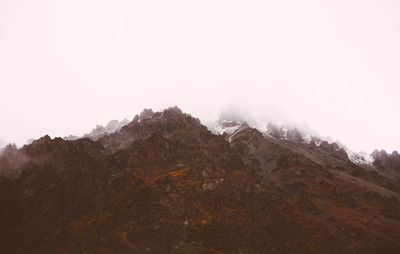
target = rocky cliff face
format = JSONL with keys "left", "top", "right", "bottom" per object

{"left": 372, "top": 150, "right": 400, "bottom": 172}
{"left": 0, "top": 107, "right": 399, "bottom": 254}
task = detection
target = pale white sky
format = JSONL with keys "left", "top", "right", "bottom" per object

{"left": 0, "top": 0, "right": 399, "bottom": 153}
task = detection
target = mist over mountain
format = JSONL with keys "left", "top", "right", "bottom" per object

{"left": 0, "top": 107, "right": 399, "bottom": 254}
{"left": 0, "top": 139, "right": 10, "bottom": 156}
{"left": 59, "top": 105, "right": 396, "bottom": 162}
{"left": 207, "top": 106, "right": 394, "bottom": 165}
{"left": 0, "top": 139, "right": 7, "bottom": 148}
{"left": 64, "top": 119, "right": 130, "bottom": 141}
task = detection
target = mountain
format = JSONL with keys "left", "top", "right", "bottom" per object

{"left": 64, "top": 118, "right": 130, "bottom": 141}
{"left": 0, "top": 107, "right": 399, "bottom": 254}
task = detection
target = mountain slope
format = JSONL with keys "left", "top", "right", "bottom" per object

{"left": 0, "top": 107, "right": 399, "bottom": 254}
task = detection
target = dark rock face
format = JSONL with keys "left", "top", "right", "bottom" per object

{"left": 99, "top": 107, "right": 202, "bottom": 152}
{"left": 0, "top": 107, "right": 400, "bottom": 254}
{"left": 0, "top": 143, "right": 28, "bottom": 177}
{"left": 372, "top": 149, "right": 400, "bottom": 172}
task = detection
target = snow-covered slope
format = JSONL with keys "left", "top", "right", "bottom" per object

{"left": 209, "top": 119, "right": 249, "bottom": 136}
{"left": 208, "top": 118, "right": 374, "bottom": 166}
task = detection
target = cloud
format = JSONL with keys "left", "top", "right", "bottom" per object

{"left": 0, "top": 0, "right": 399, "bottom": 153}
{"left": 0, "top": 139, "right": 7, "bottom": 149}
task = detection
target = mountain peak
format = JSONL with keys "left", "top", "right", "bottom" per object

{"left": 131, "top": 106, "right": 188, "bottom": 125}
{"left": 100, "top": 107, "right": 202, "bottom": 152}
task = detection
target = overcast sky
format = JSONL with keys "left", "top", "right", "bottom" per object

{"left": 1, "top": 0, "right": 399, "bottom": 153}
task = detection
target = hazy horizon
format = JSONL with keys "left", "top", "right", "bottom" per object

{"left": 1, "top": 0, "right": 399, "bottom": 153}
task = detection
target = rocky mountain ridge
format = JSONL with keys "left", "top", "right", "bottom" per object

{"left": 0, "top": 107, "right": 399, "bottom": 254}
